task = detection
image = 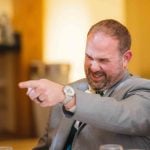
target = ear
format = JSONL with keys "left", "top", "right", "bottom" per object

{"left": 123, "top": 50, "right": 132, "bottom": 68}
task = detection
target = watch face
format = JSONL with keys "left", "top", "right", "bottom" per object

{"left": 64, "top": 86, "right": 75, "bottom": 96}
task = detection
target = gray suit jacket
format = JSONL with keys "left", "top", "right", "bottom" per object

{"left": 33, "top": 72, "right": 150, "bottom": 150}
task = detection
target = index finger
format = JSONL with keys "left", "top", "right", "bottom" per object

{"left": 18, "top": 80, "right": 39, "bottom": 89}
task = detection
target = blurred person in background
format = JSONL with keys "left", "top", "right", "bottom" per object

{"left": 19, "top": 19, "right": 150, "bottom": 150}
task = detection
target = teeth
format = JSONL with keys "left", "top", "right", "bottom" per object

{"left": 93, "top": 73, "right": 103, "bottom": 77}
{"left": 94, "top": 75, "right": 99, "bottom": 77}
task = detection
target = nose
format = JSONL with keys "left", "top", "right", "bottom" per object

{"left": 90, "top": 60, "right": 100, "bottom": 72}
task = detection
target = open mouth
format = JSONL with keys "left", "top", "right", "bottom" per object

{"left": 90, "top": 73, "right": 105, "bottom": 81}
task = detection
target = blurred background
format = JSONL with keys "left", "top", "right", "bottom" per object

{"left": 0, "top": 0, "right": 150, "bottom": 149}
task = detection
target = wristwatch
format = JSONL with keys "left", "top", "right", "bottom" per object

{"left": 62, "top": 85, "right": 75, "bottom": 105}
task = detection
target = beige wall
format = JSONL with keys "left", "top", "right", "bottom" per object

{"left": 43, "top": 0, "right": 126, "bottom": 82}
{"left": 86, "top": 0, "right": 125, "bottom": 24}
{"left": 0, "top": 0, "right": 13, "bottom": 17}
{"left": 126, "top": 0, "right": 150, "bottom": 78}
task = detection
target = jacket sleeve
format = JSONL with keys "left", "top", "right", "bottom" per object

{"left": 71, "top": 79, "right": 150, "bottom": 136}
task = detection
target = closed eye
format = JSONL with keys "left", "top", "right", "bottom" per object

{"left": 85, "top": 53, "right": 110, "bottom": 64}
{"left": 97, "top": 58, "right": 109, "bottom": 63}
{"left": 85, "top": 54, "right": 93, "bottom": 60}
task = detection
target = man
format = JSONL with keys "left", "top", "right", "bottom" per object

{"left": 19, "top": 19, "right": 150, "bottom": 150}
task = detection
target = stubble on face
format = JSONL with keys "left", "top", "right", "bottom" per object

{"left": 85, "top": 68, "right": 107, "bottom": 91}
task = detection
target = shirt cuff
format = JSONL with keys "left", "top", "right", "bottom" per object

{"left": 62, "top": 105, "right": 76, "bottom": 117}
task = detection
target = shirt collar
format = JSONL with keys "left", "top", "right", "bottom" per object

{"left": 86, "top": 85, "right": 107, "bottom": 95}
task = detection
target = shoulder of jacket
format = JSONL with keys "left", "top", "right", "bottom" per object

{"left": 111, "top": 76, "right": 150, "bottom": 99}
{"left": 68, "top": 78, "right": 88, "bottom": 91}
{"left": 123, "top": 76, "right": 150, "bottom": 89}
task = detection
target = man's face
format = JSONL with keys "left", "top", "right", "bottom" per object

{"left": 84, "top": 32, "right": 132, "bottom": 91}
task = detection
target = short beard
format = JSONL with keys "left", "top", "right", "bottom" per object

{"left": 86, "top": 70, "right": 108, "bottom": 91}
